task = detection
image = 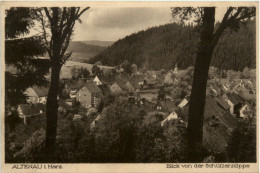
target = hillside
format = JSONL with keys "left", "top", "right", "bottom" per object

{"left": 82, "top": 40, "right": 114, "bottom": 47}
{"left": 90, "top": 21, "right": 256, "bottom": 71}
{"left": 67, "top": 41, "right": 110, "bottom": 63}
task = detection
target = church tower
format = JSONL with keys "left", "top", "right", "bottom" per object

{"left": 173, "top": 64, "right": 178, "bottom": 74}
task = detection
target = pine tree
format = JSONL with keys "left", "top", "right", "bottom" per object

{"left": 5, "top": 7, "right": 49, "bottom": 106}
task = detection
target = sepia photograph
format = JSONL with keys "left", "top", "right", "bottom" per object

{"left": 2, "top": 1, "right": 258, "bottom": 171}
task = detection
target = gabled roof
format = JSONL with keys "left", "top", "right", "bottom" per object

{"left": 131, "top": 73, "right": 145, "bottom": 83}
{"left": 96, "top": 75, "right": 116, "bottom": 85}
{"left": 215, "top": 95, "right": 230, "bottom": 111}
{"left": 116, "top": 73, "right": 130, "bottom": 83}
{"left": 204, "top": 96, "right": 227, "bottom": 120}
{"left": 129, "top": 79, "right": 141, "bottom": 90}
{"left": 66, "top": 79, "right": 85, "bottom": 90}
{"left": 217, "top": 111, "right": 238, "bottom": 129}
{"left": 85, "top": 82, "right": 102, "bottom": 93}
{"left": 19, "top": 103, "right": 46, "bottom": 117}
{"left": 32, "top": 86, "right": 49, "bottom": 97}
{"left": 157, "top": 100, "right": 177, "bottom": 113}
{"left": 98, "top": 84, "right": 111, "bottom": 95}
{"left": 178, "top": 96, "right": 234, "bottom": 124}
{"left": 210, "top": 83, "right": 222, "bottom": 94}
{"left": 114, "top": 79, "right": 126, "bottom": 90}
{"left": 225, "top": 92, "right": 244, "bottom": 105}
{"left": 249, "top": 78, "right": 256, "bottom": 89}
{"left": 237, "top": 90, "right": 256, "bottom": 102}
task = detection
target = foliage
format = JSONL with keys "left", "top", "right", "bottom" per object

{"left": 157, "top": 86, "right": 166, "bottom": 101}
{"left": 14, "top": 128, "right": 46, "bottom": 162}
{"left": 90, "top": 20, "right": 255, "bottom": 71}
{"left": 92, "top": 64, "right": 103, "bottom": 76}
{"left": 163, "top": 120, "right": 187, "bottom": 162}
{"left": 171, "top": 81, "right": 190, "bottom": 102}
{"left": 135, "top": 113, "right": 165, "bottom": 162}
{"left": 227, "top": 121, "right": 256, "bottom": 162}
{"left": 5, "top": 8, "right": 49, "bottom": 105}
{"left": 120, "top": 60, "right": 132, "bottom": 75}
{"left": 71, "top": 67, "right": 90, "bottom": 79}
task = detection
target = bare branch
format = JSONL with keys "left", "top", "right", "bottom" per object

{"left": 211, "top": 7, "right": 234, "bottom": 47}
{"left": 77, "top": 7, "right": 90, "bottom": 18}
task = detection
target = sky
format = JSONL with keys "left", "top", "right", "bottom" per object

{"left": 72, "top": 7, "right": 227, "bottom": 42}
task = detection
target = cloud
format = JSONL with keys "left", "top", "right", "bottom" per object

{"left": 73, "top": 7, "right": 172, "bottom": 41}
{"left": 73, "top": 7, "right": 228, "bottom": 41}
{"left": 87, "top": 7, "right": 171, "bottom": 28}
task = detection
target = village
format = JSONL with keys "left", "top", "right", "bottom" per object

{"left": 16, "top": 60, "right": 256, "bottom": 156}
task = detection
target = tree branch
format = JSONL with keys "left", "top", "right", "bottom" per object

{"left": 77, "top": 7, "right": 90, "bottom": 18}
{"left": 211, "top": 7, "right": 233, "bottom": 47}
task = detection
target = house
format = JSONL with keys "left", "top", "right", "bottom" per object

{"left": 239, "top": 102, "right": 254, "bottom": 119}
{"left": 24, "top": 86, "right": 49, "bottom": 104}
{"left": 161, "top": 111, "right": 178, "bottom": 126}
{"left": 223, "top": 92, "right": 244, "bottom": 117}
{"left": 178, "top": 96, "right": 190, "bottom": 108}
{"left": 221, "top": 83, "right": 230, "bottom": 92}
{"left": 209, "top": 83, "right": 222, "bottom": 96}
{"left": 178, "top": 96, "right": 237, "bottom": 129}
{"left": 214, "top": 95, "right": 230, "bottom": 111}
{"left": 177, "top": 95, "right": 238, "bottom": 154}
{"left": 64, "top": 79, "right": 86, "bottom": 98}
{"left": 76, "top": 82, "right": 103, "bottom": 108}
{"left": 110, "top": 81, "right": 124, "bottom": 94}
{"left": 98, "top": 84, "right": 111, "bottom": 96}
{"left": 64, "top": 98, "right": 74, "bottom": 106}
{"left": 131, "top": 73, "right": 145, "bottom": 88}
{"left": 233, "top": 79, "right": 255, "bottom": 91}
{"left": 110, "top": 75, "right": 138, "bottom": 94}
{"left": 17, "top": 103, "right": 46, "bottom": 125}
{"left": 93, "top": 75, "right": 116, "bottom": 86}
{"left": 247, "top": 78, "right": 256, "bottom": 92}
{"left": 125, "top": 81, "right": 135, "bottom": 93}
{"left": 237, "top": 90, "right": 256, "bottom": 106}
{"left": 129, "top": 79, "right": 141, "bottom": 92}
{"left": 155, "top": 99, "right": 177, "bottom": 113}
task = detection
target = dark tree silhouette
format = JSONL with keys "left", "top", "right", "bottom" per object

{"left": 92, "top": 64, "right": 103, "bottom": 76}
{"left": 37, "top": 7, "right": 89, "bottom": 160}
{"left": 5, "top": 8, "right": 49, "bottom": 106}
{"left": 172, "top": 7, "right": 255, "bottom": 162}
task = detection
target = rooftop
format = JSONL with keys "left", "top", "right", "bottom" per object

{"left": 31, "top": 85, "right": 49, "bottom": 97}
{"left": 85, "top": 82, "right": 102, "bottom": 93}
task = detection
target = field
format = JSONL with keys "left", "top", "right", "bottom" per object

{"left": 60, "top": 61, "right": 114, "bottom": 79}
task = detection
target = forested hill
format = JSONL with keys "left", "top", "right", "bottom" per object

{"left": 67, "top": 41, "right": 110, "bottom": 63}
{"left": 89, "top": 21, "right": 256, "bottom": 71}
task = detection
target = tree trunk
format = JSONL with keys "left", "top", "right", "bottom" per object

{"left": 45, "top": 63, "right": 61, "bottom": 161}
{"left": 187, "top": 7, "right": 215, "bottom": 162}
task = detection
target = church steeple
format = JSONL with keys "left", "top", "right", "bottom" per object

{"left": 174, "top": 63, "right": 178, "bottom": 74}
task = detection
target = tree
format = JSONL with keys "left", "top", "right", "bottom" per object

{"left": 227, "top": 121, "right": 256, "bottom": 162}
{"left": 71, "top": 67, "right": 90, "bottom": 79}
{"left": 157, "top": 86, "right": 166, "bottom": 101}
{"left": 243, "top": 66, "right": 250, "bottom": 79}
{"left": 90, "top": 98, "right": 142, "bottom": 162}
{"left": 172, "top": 7, "right": 255, "bottom": 162}
{"left": 135, "top": 113, "right": 165, "bottom": 162}
{"left": 5, "top": 8, "right": 49, "bottom": 106}
{"left": 120, "top": 60, "right": 132, "bottom": 75}
{"left": 92, "top": 64, "right": 103, "bottom": 76}
{"left": 37, "top": 7, "right": 89, "bottom": 160}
